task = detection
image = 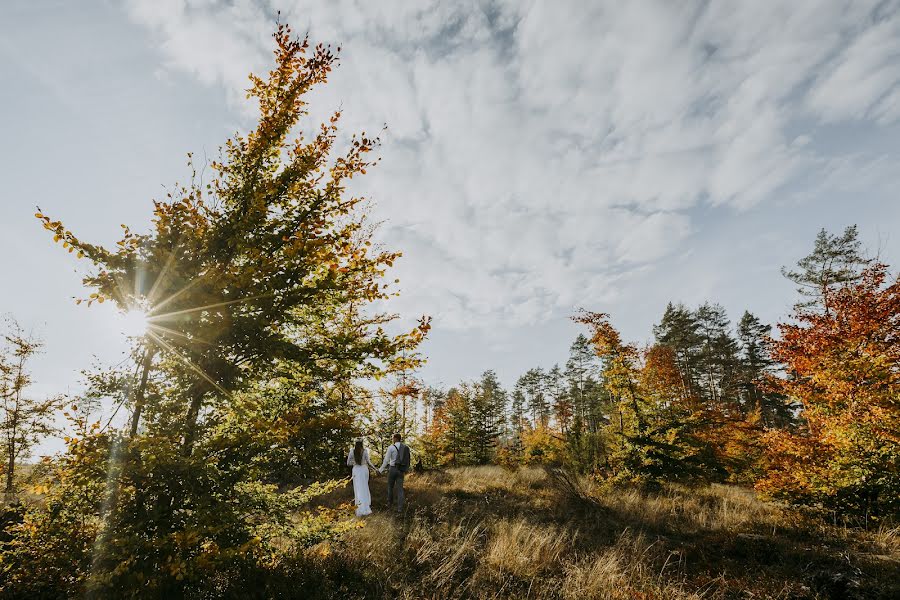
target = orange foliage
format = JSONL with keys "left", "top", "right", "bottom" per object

{"left": 757, "top": 265, "right": 900, "bottom": 519}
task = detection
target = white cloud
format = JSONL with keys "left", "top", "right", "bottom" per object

{"left": 808, "top": 13, "right": 900, "bottom": 123}
{"left": 123, "top": 0, "right": 900, "bottom": 331}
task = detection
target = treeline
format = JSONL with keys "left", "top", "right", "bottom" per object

{"left": 412, "top": 305, "right": 787, "bottom": 478}
{"left": 387, "top": 226, "right": 898, "bottom": 523}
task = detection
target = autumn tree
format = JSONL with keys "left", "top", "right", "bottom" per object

{"left": 574, "top": 310, "right": 656, "bottom": 482}
{"left": 8, "top": 23, "right": 429, "bottom": 597}
{"left": 574, "top": 310, "right": 722, "bottom": 484}
{"left": 758, "top": 263, "right": 900, "bottom": 521}
{"left": 36, "top": 28, "right": 429, "bottom": 458}
{"left": 0, "top": 320, "right": 62, "bottom": 500}
{"left": 419, "top": 385, "right": 445, "bottom": 436}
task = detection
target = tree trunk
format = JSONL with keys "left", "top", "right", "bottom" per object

{"left": 128, "top": 346, "right": 157, "bottom": 438}
{"left": 5, "top": 448, "right": 15, "bottom": 498}
{"left": 181, "top": 385, "right": 208, "bottom": 457}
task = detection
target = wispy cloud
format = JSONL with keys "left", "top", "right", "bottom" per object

{"left": 124, "top": 0, "right": 900, "bottom": 330}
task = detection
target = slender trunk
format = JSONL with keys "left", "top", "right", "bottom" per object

{"left": 626, "top": 380, "right": 645, "bottom": 433}
{"left": 5, "top": 447, "right": 14, "bottom": 497}
{"left": 181, "top": 385, "right": 208, "bottom": 457}
{"left": 401, "top": 394, "right": 407, "bottom": 436}
{"left": 128, "top": 346, "right": 157, "bottom": 438}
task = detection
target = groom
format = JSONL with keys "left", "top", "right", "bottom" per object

{"left": 379, "top": 433, "right": 410, "bottom": 513}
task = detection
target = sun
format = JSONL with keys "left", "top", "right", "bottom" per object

{"left": 118, "top": 308, "right": 150, "bottom": 338}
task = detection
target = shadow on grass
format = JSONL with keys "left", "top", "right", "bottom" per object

{"left": 281, "top": 467, "right": 899, "bottom": 600}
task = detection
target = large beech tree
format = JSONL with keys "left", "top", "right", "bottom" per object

{"left": 9, "top": 24, "right": 429, "bottom": 597}
{"left": 36, "top": 25, "right": 429, "bottom": 454}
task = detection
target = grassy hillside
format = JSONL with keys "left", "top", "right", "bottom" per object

{"left": 282, "top": 466, "right": 898, "bottom": 600}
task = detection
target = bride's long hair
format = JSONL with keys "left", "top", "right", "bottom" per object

{"left": 353, "top": 439, "right": 364, "bottom": 466}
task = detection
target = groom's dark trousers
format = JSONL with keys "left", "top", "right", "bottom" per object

{"left": 387, "top": 466, "right": 405, "bottom": 511}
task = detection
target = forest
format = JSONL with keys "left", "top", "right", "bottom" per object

{"left": 0, "top": 22, "right": 897, "bottom": 600}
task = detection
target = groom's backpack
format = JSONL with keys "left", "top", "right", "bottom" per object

{"left": 395, "top": 443, "right": 411, "bottom": 473}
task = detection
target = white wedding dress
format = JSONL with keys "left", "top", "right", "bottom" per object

{"left": 347, "top": 448, "right": 375, "bottom": 516}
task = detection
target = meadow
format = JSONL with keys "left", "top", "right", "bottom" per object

{"left": 269, "top": 467, "right": 899, "bottom": 600}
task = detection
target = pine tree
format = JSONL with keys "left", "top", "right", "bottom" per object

{"left": 479, "top": 370, "right": 506, "bottom": 445}
{"left": 443, "top": 386, "right": 476, "bottom": 465}
{"left": 368, "top": 392, "right": 403, "bottom": 458}
{"left": 519, "top": 367, "right": 549, "bottom": 428}
{"left": 736, "top": 311, "right": 796, "bottom": 428}
{"left": 468, "top": 373, "right": 503, "bottom": 464}
{"left": 694, "top": 303, "right": 741, "bottom": 409}
{"left": 653, "top": 303, "right": 702, "bottom": 400}
{"left": 546, "top": 364, "right": 571, "bottom": 433}
{"left": 781, "top": 225, "right": 871, "bottom": 313}
{"left": 565, "top": 334, "right": 596, "bottom": 427}
{"left": 508, "top": 387, "right": 527, "bottom": 457}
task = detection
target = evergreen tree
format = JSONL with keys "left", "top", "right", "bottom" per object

{"left": 574, "top": 311, "right": 719, "bottom": 484}
{"left": 468, "top": 373, "right": 503, "bottom": 463}
{"left": 781, "top": 225, "right": 871, "bottom": 313}
{"left": 508, "top": 387, "right": 527, "bottom": 457}
{"left": 368, "top": 392, "right": 403, "bottom": 458}
{"left": 653, "top": 303, "right": 702, "bottom": 400}
{"left": 694, "top": 303, "right": 741, "bottom": 409}
{"left": 565, "top": 334, "right": 597, "bottom": 428}
{"left": 420, "top": 386, "right": 445, "bottom": 434}
{"left": 736, "top": 311, "right": 797, "bottom": 428}
{"left": 546, "top": 364, "right": 571, "bottom": 433}
{"left": 443, "top": 386, "right": 476, "bottom": 465}
{"left": 519, "top": 367, "right": 549, "bottom": 428}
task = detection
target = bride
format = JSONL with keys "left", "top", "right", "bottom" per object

{"left": 346, "top": 438, "right": 377, "bottom": 516}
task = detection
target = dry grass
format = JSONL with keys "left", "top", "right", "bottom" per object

{"left": 296, "top": 466, "right": 899, "bottom": 600}
{"left": 596, "top": 482, "right": 786, "bottom": 533}
{"left": 486, "top": 518, "right": 570, "bottom": 578}
{"left": 561, "top": 531, "right": 705, "bottom": 600}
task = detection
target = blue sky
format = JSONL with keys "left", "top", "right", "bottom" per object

{"left": 2, "top": 1, "right": 899, "bottom": 452}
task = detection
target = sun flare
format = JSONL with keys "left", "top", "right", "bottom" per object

{"left": 118, "top": 308, "right": 150, "bottom": 338}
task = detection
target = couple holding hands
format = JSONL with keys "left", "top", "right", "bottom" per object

{"left": 346, "top": 434, "right": 410, "bottom": 517}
